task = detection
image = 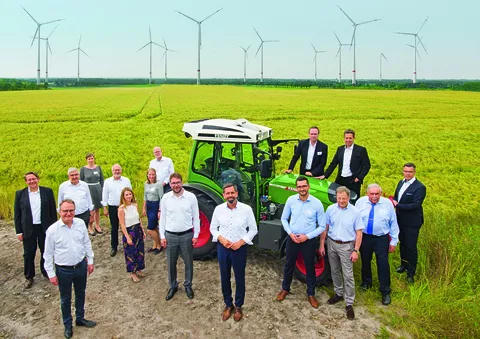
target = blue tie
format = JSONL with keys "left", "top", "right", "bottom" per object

{"left": 367, "top": 204, "right": 375, "bottom": 235}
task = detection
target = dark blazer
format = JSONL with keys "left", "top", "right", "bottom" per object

{"left": 14, "top": 186, "right": 57, "bottom": 238}
{"left": 394, "top": 179, "right": 426, "bottom": 228}
{"left": 324, "top": 144, "right": 371, "bottom": 184}
{"left": 288, "top": 139, "right": 328, "bottom": 176}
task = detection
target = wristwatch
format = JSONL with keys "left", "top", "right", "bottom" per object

{"left": 353, "top": 249, "right": 360, "bottom": 254}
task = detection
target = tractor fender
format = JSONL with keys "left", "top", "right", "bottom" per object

{"left": 183, "top": 183, "right": 224, "bottom": 205}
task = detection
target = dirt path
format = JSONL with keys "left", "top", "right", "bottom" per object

{"left": 0, "top": 220, "right": 381, "bottom": 338}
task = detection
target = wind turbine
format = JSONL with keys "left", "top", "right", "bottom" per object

{"left": 67, "top": 36, "right": 89, "bottom": 83}
{"left": 239, "top": 45, "right": 251, "bottom": 83}
{"left": 137, "top": 26, "right": 164, "bottom": 85}
{"left": 395, "top": 17, "right": 429, "bottom": 83}
{"left": 22, "top": 6, "right": 63, "bottom": 85}
{"left": 310, "top": 42, "right": 326, "bottom": 81}
{"left": 161, "top": 37, "right": 176, "bottom": 83}
{"left": 176, "top": 8, "right": 222, "bottom": 85}
{"left": 333, "top": 32, "right": 351, "bottom": 83}
{"left": 338, "top": 6, "right": 380, "bottom": 85}
{"left": 254, "top": 27, "right": 279, "bottom": 83}
{"left": 379, "top": 52, "right": 387, "bottom": 81}
{"left": 33, "top": 25, "right": 58, "bottom": 84}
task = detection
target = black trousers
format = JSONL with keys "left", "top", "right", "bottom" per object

{"left": 282, "top": 237, "right": 316, "bottom": 296}
{"left": 56, "top": 260, "right": 87, "bottom": 327}
{"left": 108, "top": 205, "right": 120, "bottom": 250}
{"left": 23, "top": 225, "right": 47, "bottom": 279}
{"left": 75, "top": 210, "right": 90, "bottom": 229}
{"left": 399, "top": 226, "right": 420, "bottom": 277}
{"left": 360, "top": 233, "right": 391, "bottom": 295}
{"left": 336, "top": 176, "right": 361, "bottom": 203}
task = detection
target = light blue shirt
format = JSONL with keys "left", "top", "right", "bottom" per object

{"left": 355, "top": 196, "right": 399, "bottom": 246}
{"left": 325, "top": 203, "right": 364, "bottom": 242}
{"left": 281, "top": 194, "right": 326, "bottom": 239}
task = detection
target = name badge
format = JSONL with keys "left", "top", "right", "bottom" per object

{"left": 317, "top": 151, "right": 322, "bottom": 155}
{"left": 151, "top": 187, "right": 155, "bottom": 192}
{"left": 93, "top": 171, "right": 98, "bottom": 175}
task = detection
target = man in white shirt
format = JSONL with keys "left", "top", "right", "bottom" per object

{"left": 149, "top": 146, "right": 175, "bottom": 193}
{"left": 210, "top": 183, "right": 258, "bottom": 322}
{"left": 159, "top": 173, "right": 199, "bottom": 301}
{"left": 44, "top": 199, "right": 95, "bottom": 339}
{"left": 101, "top": 164, "right": 132, "bottom": 257}
{"left": 57, "top": 168, "right": 94, "bottom": 229}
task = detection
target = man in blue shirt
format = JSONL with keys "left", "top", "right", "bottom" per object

{"left": 320, "top": 186, "right": 364, "bottom": 320}
{"left": 276, "top": 176, "right": 326, "bottom": 309}
{"left": 356, "top": 184, "right": 399, "bottom": 305}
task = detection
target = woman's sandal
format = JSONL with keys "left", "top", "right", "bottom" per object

{"left": 131, "top": 273, "right": 140, "bottom": 283}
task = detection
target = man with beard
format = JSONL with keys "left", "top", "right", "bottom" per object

{"left": 210, "top": 183, "right": 258, "bottom": 322}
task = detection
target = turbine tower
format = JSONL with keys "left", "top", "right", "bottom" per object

{"left": 338, "top": 6, "right": 380, "bottom": 85}
{"left": 137, "top": 26, "right": 164, "bottom": 85}
{"left": 379, "top": 52, "right": 387, "bottom": 81}
{"left": 161, "top": 37, "right": 176, "bottom": 83}
{"left": 310, "top": 42, "right": 326, "bottom": 81}
{"left": 22, "top": 6, "right": 63, "bottom": 85}
{"left": 395, "top": 17, "right": 429, "bottom": 83}
{"left": 333, "top": 32, "right": 351, "bottom": 83}
{"left": 176, "top": 8, "right": 222, "bottom": 85}
{"left": 33, "top": 25, "right": 58, "bottom": 84}
{"left": 67, "top": 36, "right": 89, "bottom": 83}
{"left": 254, "top": 27, "right": 279, "bottom": 83}
{"left": 239, "top": 45, "right": 251, "bottom": 83}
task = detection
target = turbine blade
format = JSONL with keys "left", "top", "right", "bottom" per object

{"left": 357, "top": 18, "right": 380, "bottom": 26}
{"left": 310, "top": 42, "right": 317, "bottom": 52}
{"left": 240, "top": 46, "right": 246, "bottom": 52}
{"left": 175, "top": 10, "right": 199, "bottom": 23}
{"left": 255, "top": 43, "right": 262, "bottom": 57}
{"left": 153, "top": 42, "right": 165, "bottom": 49}
{"left": 417, "top": 17, "right": 429, "bottom": 34}
{"left": 312, "top": 55, "right": 316, "bottom": 63}
{"left": 48, "top": 24, "right": 58, "bottom": 38}
{"left": 163, "top": 37, "right": 167, "bottom": 49}
{"left": 253, "top": 27, "right": 262, "bottom": 41}
{"left": 80, "top": 49, "right": 89, "bottom": 57}
{"left": 41, "top": 18, "right": 64, "bottom": 25}
{"left": 149, "top": 26, "right": 152, "bottom": 42}
{"left": 381, "top": 53, "right": 388, "bottom": 61}
{"left": 333, "top": 31, "right": 341, "bottom": 44}
{"left": 247, "top": 44, "right": 251, "bottom": 51}
{"left": 48, "top": 42, "right": 53, "bottom": 54}
{"left": 416, "top": 49, "right": 421, "bottom": 61}
{"left": 417, "top": 36, "right": 428, "bottom": 54}
{"left": 66, "top": 48, "right": 77, "bottom": 53}
{"left": 350, "top": 27, "right": 356, "bottom": 48}
{"left": 265, "top": 40, "right": 279, "bottom": 43}
{"left": 22, "top": 7, "right": 39, "bottom": 24}
{"left": 78, "top": 35, "right": 82, "bottom": 48}
{"left": 336, "top": 46, "right": 341, "bottom": 58}
{"left": 137, "top": 42, "right": 150, "bottom": 52}
{"left": 201, "top": 8, "right": 222, "bottom": 23}
{"left": 337, "top": 6, "right": 356, "bottom": 25}
{"left": 30, "top": 26, "right": 39, "bottom": 48}
{"left": 161, "top": 50, "right": 167, "bottom": 60}
{"left": 395, "top": 32, "right": 415, "bottom": 36}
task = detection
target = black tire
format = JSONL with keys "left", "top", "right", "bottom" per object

{"left": 293, "top": 248, "right": 332, "bottom": 287}
{"left": 192, "top": 193, "right": 218, "bottom": 261}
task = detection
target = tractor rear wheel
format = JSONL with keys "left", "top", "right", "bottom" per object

{"left": 192, "top": 193, "right": 218, "bottom": 260}
{"left": 293, "top": 249, "right": 331, "bottom": 287}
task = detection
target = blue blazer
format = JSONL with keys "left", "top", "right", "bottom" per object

{"left": 394, "top": 179, "right": 426, "bottom": 228}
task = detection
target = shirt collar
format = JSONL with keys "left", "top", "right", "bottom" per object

{"left": 404, "top": 177, "right": 416, "bottom": 185}
{"left": 28, "top": 187, "right": 40, "bottom": 193}
{"left": 335, "top": 203, "right": 351, "bottom": 210}
{"left": 296, "top": 194, "right": 311, "bottom": 202}
{"left": 345, "top": 143, "right": 355, "bottom": 150}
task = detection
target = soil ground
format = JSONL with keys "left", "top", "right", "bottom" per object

{"left": 0, "top": 220, "right": 382, "bottom": 339}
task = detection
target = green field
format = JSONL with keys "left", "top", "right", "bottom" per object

{"left": 1, "top": 85, "right": 479, "bottom": 337}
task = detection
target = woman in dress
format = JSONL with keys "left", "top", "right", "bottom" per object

{"left": 142, "top": 168, "right": 163, "bottom": 254}
{"left": 80, "top": 153, "right": 104, "bottom": 235}
{"left": 118, "top": 187, "right": 146, "bottom": 283}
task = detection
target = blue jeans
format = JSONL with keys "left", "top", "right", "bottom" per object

{"left": 217, "top": 243, "right": 247, "bottom": 307}
{"left": 56, "top": 260, "right": 87, "bottom": 327}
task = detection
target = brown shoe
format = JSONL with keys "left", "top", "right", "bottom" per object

{"left": 276, "top": 289, "right": 290, "bottom": 301}
{"left": 222, "top": 305, "right": 234, "bottom": 321}
{"left": 233, "top": 307, "right": 243, "bottom": 322}
{"left": 346, "top": 305, "right": 355, "bottom": 320}
{"left": 327, "top": 294, "right": 344, "bottom": 305}
{"left": 308, "top": 295, "right": 319, "bottom": 309}
{"left": 24, "top": 279, "right": 33, "bottom": 289}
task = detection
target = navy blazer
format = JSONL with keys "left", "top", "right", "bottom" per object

{"left": 288, "top": 139, "right": 328, "bottom": 177}
{"left": 394, "top": 179, "right": 426, "bottom": 228}
{"left": 324, "top": 144, "right": 371, "bottom": 184}
{"left": 14, "top": 186, "right": 57, "bottom": 238}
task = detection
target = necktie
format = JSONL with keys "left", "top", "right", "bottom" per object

{"left": 367, "top": 204, "right": 375, "bottom": 235}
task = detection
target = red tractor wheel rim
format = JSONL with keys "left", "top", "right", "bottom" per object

{"left": 295, "top": 250, "right": 325, "bottom": 277}
{"left": 194, "top": 210, "right": 211, "bottom": 248}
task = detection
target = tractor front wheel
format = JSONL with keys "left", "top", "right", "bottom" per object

{"left": 293, "top": 249, "right": 331, "bottom": 287}
{"left": 192, "top": 194, "right": 218, "bottom": 260}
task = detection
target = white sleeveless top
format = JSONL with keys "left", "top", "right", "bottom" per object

{"left": 124, "top": 204, "right": 140, "bottom": 227}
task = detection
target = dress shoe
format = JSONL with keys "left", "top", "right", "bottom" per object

{"left": 276, "top": 289, "right": 290, "bottom": 301}
{"left": 327, "top": 294, "right": 344, "bottom": 305}
{"left": 360, "top": 282, "right": 372, "bottom": 291}
{"left": 185, "top": 286, "right": 194, "bottom": 299}
{"left": 64, "top": 326, "right": 73, "bottom": 339}
{"left": 382, "top": 293, "right": 391, "bottom": 305}
{"left": 307, "top": 295, "right": 319, "bottom": 309}
{"left": 75, "top": 318, "right": 97, "bottom": 328}
{"left": 94, "top": 228, "right": 103, "bottom": 234}
{"left": 346, "top": 305, "right": 355, "bottom": 320}
{"left": 110, "top": 248, "right": 117, "bottom": 257}
{"left": 396, "top": 265, "right": 406, "bottom": 273}
{"left": 165, "top": 287, "right": 178, "bottom": 301}
{"left": 222, "top": 305, "right": 234, "bottom": 321}
{"left": 24, "top": 278, "right": 33, "bottom": 289}
{"left": 233, "top": 307, "right": 243, "bottom": 322}
{"left": 406, "top": 275, "right": 415, "bottom": 284}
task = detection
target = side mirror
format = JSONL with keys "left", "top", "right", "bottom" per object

{"left": 276, "top": 146, "right": 282, "bottom": 153}
{"left": 260, "top": 159, "right": 272, "bottom": 178}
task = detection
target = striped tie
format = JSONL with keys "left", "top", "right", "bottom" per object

{"left": 367, "top": 204, "right": 375, "bottom": 235}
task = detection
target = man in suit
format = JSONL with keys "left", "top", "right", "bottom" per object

{"left": 285, "top": 126, "right": 328, "bottom": 177}
{"left": 14, "top": 172, "right": 57, "bottom": 289}
{"left": 321, "top": 129, "right": 370, "bottom": 202}
{"left": 393, "top": 163, "right": 426, "bottom": 284}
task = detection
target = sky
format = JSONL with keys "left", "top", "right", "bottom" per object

{"left": 1, "top": 0, "right": 478, "bottom": 80}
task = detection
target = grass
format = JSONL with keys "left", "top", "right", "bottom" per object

{"left": 1, "top": 85, "right": 479, "bottom": 338}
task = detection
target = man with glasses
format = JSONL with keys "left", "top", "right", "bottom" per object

{"left": 44, "top": 199, "right": 95, "bottom": 339}
{"left": 58, "top": 168, "right": 93, "bottom": 229}
{"left": 159, "top": 173, "right": 200, "bottom": 301}
{"left": 149, "top": 146, "right": 175, "bottom": 193}
{"left": 276, "top": 176, "right": 326, "bottom": 309}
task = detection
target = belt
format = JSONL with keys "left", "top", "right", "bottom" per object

{"left": 328, "top": 237, "right": 354, "bottom": 244}
{"left": 56, "top": 259, "right": 85, "bottom": 269}
{"left": 166, "top": 229, "right": 193, "bottom": 236}
{"left": 86, "top": 182, "right": 101, "bottom": 186}
{"left": 363, "top": 233, "right": 388, "bottom": 238}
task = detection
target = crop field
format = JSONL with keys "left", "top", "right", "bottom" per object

{"left": 1, "top": 85, "right": 479, "bottom": 337}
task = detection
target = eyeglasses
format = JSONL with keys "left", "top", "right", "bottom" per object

{"left": 69, "top": 174, "right": 79, "bottom": 177}
{"left": 60, "top": 209, "right": 75, "bottom": 214}
{"left": 170, "top": 181, "right": 182, "bottom": 185}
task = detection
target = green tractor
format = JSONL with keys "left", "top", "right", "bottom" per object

{"left": 182, "top": 118, "right": 354, "bottom": 286}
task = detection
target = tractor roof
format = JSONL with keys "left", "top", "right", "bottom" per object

{"left": 182, "top": 118, "right": 272, "bottom": 143}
